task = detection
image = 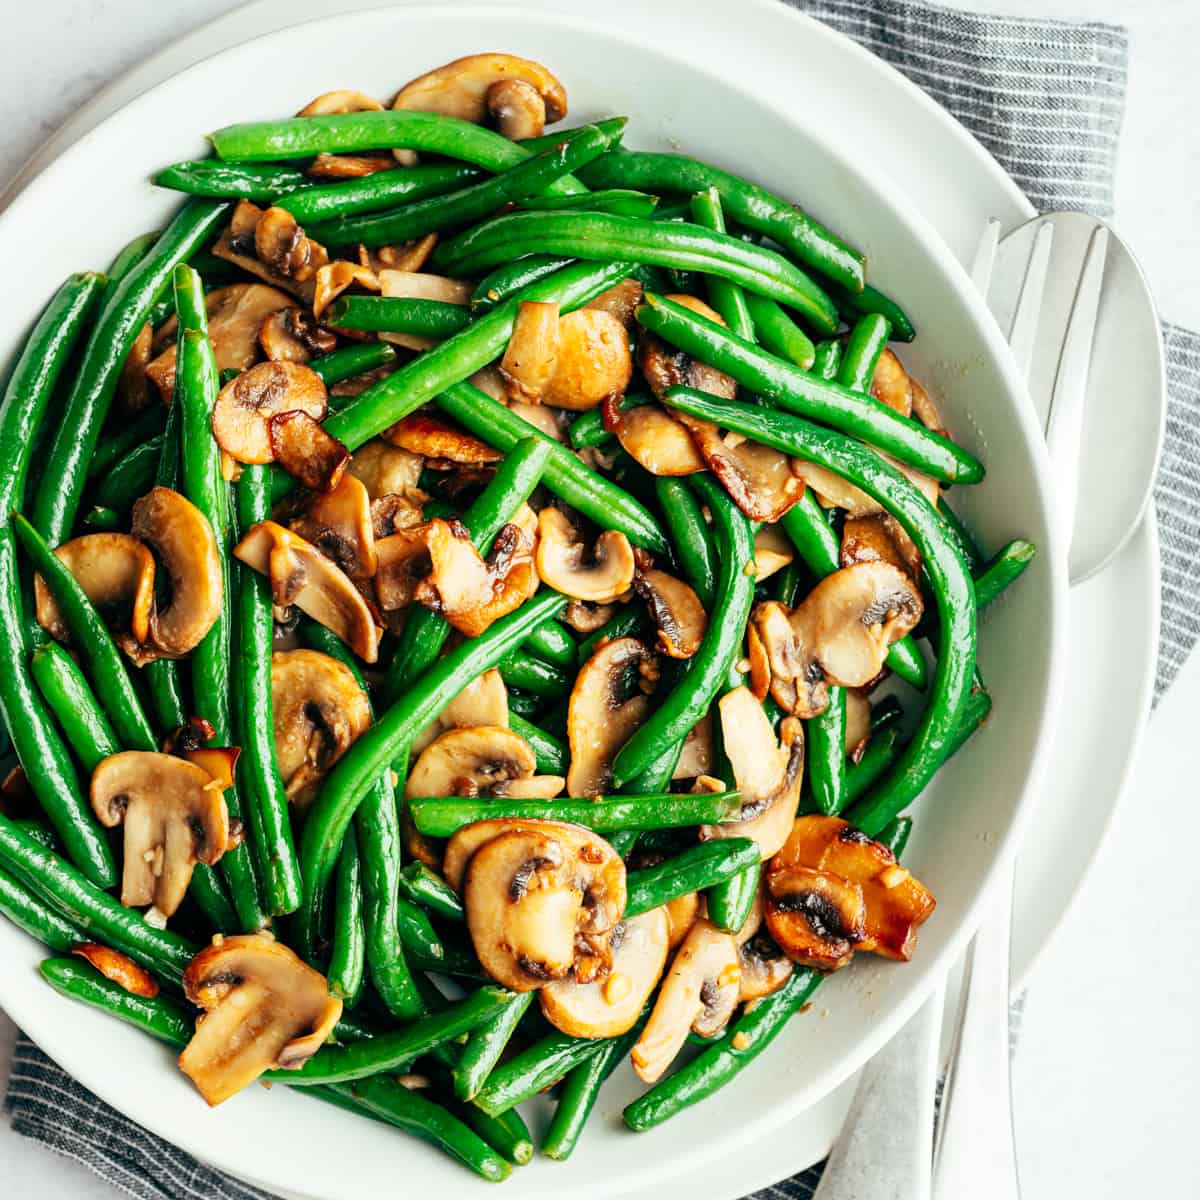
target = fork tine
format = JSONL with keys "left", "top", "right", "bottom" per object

{"left": 1007, "top": 220, "right": 1055, "bottom": 382}
{"left": 969, "top": 219, "right": 1002, "bottom": 294}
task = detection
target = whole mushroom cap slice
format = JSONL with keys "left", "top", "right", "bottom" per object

{"left": 33, "top": 533, "right": 155, "bottom": 646}
{"left": 540, "top": 907, "right": 670, "bottom": 1038}
{"left": 764, "top": 864, "right": 866, "bottom": 971}
{"left": 535, "top": 507, "right": 635, "bottom": 604}
{"left": 297, "top": 89, "right": 383, "bottom": 116}
{"left": 633, "top": 569, "right": 708, "bottom": 659}
{"left": 749, "top": 599, "right": 828, "bottom": 719}
{"left": 234, "top": 521, "right": 381, "bottom": 663}
{"left": 405, "top": 725, "right": 562, "bottom": 801}
{"left": 384, "top": 410, "right": 500, "bottom": 465}
{"left": 91, "top": 751, "right": 231, "bottom": 918}
{"left": 638, "top": 294, "right": 738, "bottom": 401}
{"left": 392, "top": 53, "right": 567, "bottom": 126}
{"left": 289, "top": 472, "right": 378, "bottom": 581}
{"left": 271, "top": 649, "right": 371, "bottom": 807}
{"left": 603, "top": 400, "right": 705, "bottom": 477}
{"left": 179, "top": 934, "right": 342, "bottom": 1106}
{"left": 541, "top": 309, "right": 633, "bottom": 412}
{"left": 753, "top": 524, "right": 794, "bottom": 584}
{"left": 486, "top": 78, "right": 548, "bottom": 139}
{"left": 631, "top": 919, "right": 741, "bottom": 1083}
{"left": 212, "top": 360, "right": 328, "bottom": 465}
{"left": 131, "top": 487, "right": 223, "bottom": 664}
{"left": 566, "top": 636, "right": 655, "bottom": 797}
{"left": 870, "top": 348, "right": 914, "bottom": 417}
{"left": 347, "top": 439, "right": 424, "bottom": 502}
{"left": 413, "top": 666, "right": 508, "bottom": 755}
{"left": 500, "top": 300, "right": 560, "bottom": 403}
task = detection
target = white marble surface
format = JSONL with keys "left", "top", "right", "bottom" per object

{"left": 1, "top": 1, "right": 1199, "bottom": 1197}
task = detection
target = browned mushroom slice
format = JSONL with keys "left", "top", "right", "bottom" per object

{"left": 296, "top": 90, "right": 390, "bottom": 178}
{"left": 841, "top": 512, "right": 918, "bottom": 578}
{"left": 749, "top": 599, "right": 828, "bottom": 718}
{"left": 347, "top": 439, "right": 424, "bottom": 501}
{"left": 212, "top": 203, "right": 320, "bottom": 303}
{"left": 146, "top": 283, "right": 294, "bottom": 401}
{"left": 234, "top": 522, "right": 381, "bottom": 662}
{"left": 631, "top": 919, "right": 740, "bottom": 1082}
{"left": 373, "top": 524, "right": 433, "bottom": 611}
{"left": 562, "top": 599, "right": 620, "bottom": 634}
{"left": 535, "top": 507, "right": 635, "bottom": 602}
{"left": 737, "top": 926, "right": 794, "bottom": 1002}
{"left": 72, "top": 943, "right": 160, "bottom": 998}
{"left": 672, "top": 714, "right": 714, "bottom": 782}
{"left": 406, "top": 726, "right": 562, "bottom": 800}
{"left": 541, "top": 310, "right": 632, "bottom": 411}
{"left": 460, "top": 819, "right": 624, "bottom": 991}
{"left": 312, "top": 259, "right": 379, "bottom": 319}
{"left": 676, "top": 416, "right": 803, "bottom": 521}
{"left": 256, "top": 206, "right": 327, "bottom": 282}
{"left": 289, "top": 473, "right": 377, "bottom": 580}
{"left": 541, "top": 907, "right": 670, "bottom": 1038}
{"left": 508, "top": 402, "right": 563, "bottom": 442}
{"left": 486, "top": 78, "right": 547, "bottom": 139}
{"left": 371, "top": 493, "right": 425, "bottom": 540}
{"left": 870, "top": 348, "right": 913, "bottom": 417}
{"left": 297, "top": 89, "right": 383, "bottom": 117}
{"left": 392, "top": 54, "right": 567, "bottom": 126}
{"left": 753, "top": 524, "right": 794, "bottom": 583}
{"left": 131, "top": 487, "right": 223, "bottom": 662}
{"left": 91, "top": 751, "right": 231, "bottom": 917}
{"left": 412, "top": 667, "right": 508, "bottom": 755}
{"left": 383, "top": 411, "right": 501, "bottom": 465}
{"left": 268, "top": 410, "right": 351, "bottom": 493}
{"left": 271, "top": 648, "right": 371, "bottom": 807}
{"left": 764, "top": 864, "right": 865, "bottom": 971}
{"left": 500, "top": 300, "right": 560, "bottom": 402}
{"left": 375, "top": 268, "right": 472, "bottom": 350}
{"left": 117, "top": 323, "right": 154, "bottom": 415}
{"left": 633, "top": 569, "right": 707, "bottom": 658}
{"left": 745, "top": 617, "right": 771, "bottom": 702}
{"left": 179, "top": 934, "right": 342, "bottom": 1105}
{"left": 413, "top": 518, "right": 536, "bottom": 637}
{"left": 361, "top": 235, "right": 440, "bottom": 275}
{"left": 794, "top": 451, "right": 940, "bottom": 520}
{"left": 603, "top": 398, "right": 705, "bottom": 476}
{"left": 638, "top": 294, "right": 737, "bottom": 401}
{"left": 909, "top": 377, "right": 947, "bottom": 437}
{"left": 212, "top": 360, "right": 328, "bottom": 464}
{"left": 34, "top": 533, "right": 155, "bottom": 646}
{"left": 585, "top": 278, "right": 644, "bottom": 327}
{"left": 700, "top": 687, "right": 804, "bottom": 860}
{"left": 566, "top": 636, "right": 654, "bottom": 796}
{"left": 259, "top": 307, "right": 338, "bottom": 363}
{"left": 844, "top": 688, "right": 873, "bottom": 761}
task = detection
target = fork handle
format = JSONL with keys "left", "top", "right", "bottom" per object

{"left": 932, "top": 871, "right": 1021, "bottom": 1200}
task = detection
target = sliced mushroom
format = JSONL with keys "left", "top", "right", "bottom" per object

{"left": 347, "top": 439, "right": 424, "bottom": 501}
{"left": 753, "top": 524, "right": 794, "bottom": 583}
{"left": 638, "top": 294, "right": 737, "bottom": 400}
{"left": 131, "top": 487, "right": 223, "bottom": 663}
{"left": 585, "top": 278, "right": 644, "bottom": 327}
{"left": 179, "top": 934, "right": 342, "bottom": 1106}
{"left": 297, "top": 89, "right": 382, "bottom": 116}
{"left": 383, "top": 410, "right": 501, "bottom": 465}
{"left": 603, "top": 398, "right": 705, "bottom": 476}
{"left": 508, "top": 401, "right": 563, "bottom": 441}
{"left": 117, "top": 323, "right": 154, "bottom": 415}
{"left": 535, "top": 507, "right": 635, "bottom": 602}
{"left": 672, "top": 714, "right": 714, "bottom": 782}
{"left": 453, "top": 818, "right": 624, "bottom": 991}
{"left": 312, "top": 259, "right": 380, "bottom": 319}
{"left": 413, "top": 517, "right": 537, "bottom": 637}
{"left": 841, "top": 512, "right": 917, "bottom": 578}
{"left": 566, "top": 636, "right": 655, "bottom": 797}
{"left": 631, "top": 919, "right": 740, "bottom": 1082}
{"left": 72, "top": 943, "right": 159, "bottom": 998}
{"left": 844, "top": 689, "right": 873, "bottom": 761}
{"left": 793, "top": 451, "right": 940, "bottom": 519}
{"left": 392, "top": 54, "right": 567, "bottom": 128}
{"left": 212, "top": 203, "right": 323, "bottom": 303}
{"left": 675, "top": 416, "right": 803, "bottom": 521}
{"left": 361, "top": 235, "right": 440, "bottom": 275}
{"left": 308, "top": 152, "right": 396, "bottom": 178}
{"left": 146, "top": 284, "right": 294, "bottom": 400}
{"left": 750, "top": 599, "right": 828, "bottom": 718}
{"left": 91, "top": 751, "right": 231, "bottom": 917}
{"left": 258, "top": 307, "right": 337, "bottom": 363}
{"left": 211, "top": 360, "right": 328, "bottom": 464}
{"left": 289, "top": 473, "right": 378, "bottom": 581}
{"left": 562, "top": 599, "right": 620, "bottom": 634}
{"left": 633, "top": 569, "right": 707, "bottom": 659}
{"left": 234, "top": 522, "right": 380, "bottom": 662}
{"left": 500, "top": 300, "right": 560, "bottom": 402}
{"left": 255, "top": 206, "right": 325, "bottom": 281}
{"left": 870, "top": 349, "right": 913, "bottom": 417}
{"left": 730, "top": 886, "right": 793, "bottom": 1001}
{"left": 268, "top": 410, "right": 351, "bottom": 493}
{"left": 271, "top": 649, "right": 371, "bottom": 807}
{"left": 373, "top": 524, "right": 434, "bottom": 611}
{"left": 486, "top": 78, "right": 547, "bottom": 140}
{"left": 764, "top": 864, "right": 865, "bottom": 971}
{"left": 541, "top": 907, "right": 670, "bottom": 1037}
{"left": 405, "top": 726, "right": 562, "bottom": 800}
{"left": 909, "top": 377, "right": 947, "bottom": 437}
{"left": 664, "top": 891, "right": 702, "bottom": 950}
{"left": 34, "top": 533, "right": 155, "bottom": 646}
{"left": 412, "top": 667, "right": 508, "bottom": 755}
{"left": 700, "top": 687, "right": 804, "bottom": 860}
{"left": 541, "top": 310, "right": 632, "bottom": 411}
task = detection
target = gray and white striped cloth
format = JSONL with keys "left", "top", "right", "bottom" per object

{"left": 6, "top": 2, "right": 1198, "bottom": 1198}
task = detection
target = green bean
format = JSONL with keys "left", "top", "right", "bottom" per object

{"left": 395, "top": 895, "right": 444, "bottom": 964}
{"left": 0, "top": 866, "right": 82, "bottom": 952}
{"left": 625, "top": 838, "right": 761, "bottom": 918}
{"left": 505, "top": 689, "right": 541, "bottom": 717}
{"left": 839, "top": 313, "right": 892, "bottom": 394}
{"left": 10, "top": 820, "right": 54, "bottom": 850}
{"left": 578, "top": 150, "right": 864, "bottom": 293}
{"left": 0, "top": 273, "right": 113, "bottom": 885}
{"left": 397, "top": 862, "right": 464, "bottom": 923}
{"left": 771, "top": 560, "right": 803, "bottom": 606}
{"left": 975, "top": 539, "right": 1036, "bottom": 610}
{"left": 280, "top": 162, "right": 482, "bottom": 223}
{"left": 637, "top": 294, "right": 982, "bottom": 484}
{"left": 811, "top": 338, "right": 843, "bottom": 381}
{"left": 568, "top": 394, "right": 649, "bottom": 450}
{"left": 307, "top": 121, "right": 625, "bottom": 248}
{"left": 94, "top": 434, "right": 162, "bottom": 509}
{"left": 434, "top": 381, "right": 668, "bottom": 555}
{"left": 298, "top": 591, "right": 567, "bottom": 953}
{"left": 327, "top": 825, "right": 365, "bottom": 1007}
{"left": 879, "top": 815, "right": 913, "bottom": 859}
{"left": 281, "top": 986, "right": 513, "bottom": 1086}
{"left": 576, "top": 605, "right": 645, "bottom": 665}
{"left": 453, "top": 990, "right": 533, "bottom": 1101}
{"left": 30, "top": 643, "right": 119, "bottom": 772}
{"left": 32, "top": 199, "right": 228, "bottom": 545}
{"left": 106, "top": 230, "right": 162, "bottom": 281}
{"left": 39, "top": 957, "right": 194, "bottom": 1046}
{"left": 326, "top": 297, "right": 470, "bottom": 339}
{"left": 521, "top": 620, "right": 576, "bottom": 669}
{"left": 0, "top": 813, "right": 195, "bottom": 985}
{"left": 329, "top": 1077, "right": 510, "bottom": 1183}
{"left": 807, "top": 685, "right": 846, "bottom": 815}
{"left": 871, "top": 695, "right": 904, "bottom": 732}
{"left": 408, "top": 934, "right": 484, "bottom": 981}
{"left": 497, "top": 651, "right": 570, "bottom": 699}
{"left": 655, "top": 477, "right": 717, "bottom": 606}
{"left": 308, "top": 341, "right": 397, "bottom": 387}
{"left": 452, "top": 1100, "right": 534, "bottom": 1168}
{"left": 81, "top": 506, "right": 121, "bottom": 531}
{"left": 154, "top": 159, "right": 311, "bottom": 200}
{"left": 87, "top": 406, "right": 165, "bottom": 482}
{"left": 13, "top": 516, "right": 155, "bottom": 752}
{"left": 528, "top": 187, "right": 659, "bottom": 219}
{"left": 938, "top": 502, "right": 984, "bottom": 575}
{"left": 660, "top": 388, "right": 977, "bottom": 837}
{"left": 471, "top": 255, "right": 573, "bottom": 312}
{"left": 174, "top": 269, "right": 264, "bottom": 932}
{"left": 610, "top": 476, "right": 754, "bottom": 786}
{"left": 473, "top": 1027, "right": 611, "bottom": 1116}
{"left": 945, "top": 685, "right": 992, "bottom": 759}
{"left": 705, "top": 858, "right": 761, "bottom": 933}
{"left": 410, "top": 790, "right": 742, "bottom": 839}
{"left": 432, "top": 211, "right": 839, "bottom": 332}
{"left": 744, "top": 292, "right": 817, "bottom": 370}
{"left": 823, "top": 278, "right": 916, "bottom": 342}
{"left": 508, "top": 713, "right": 567, "bottom": 775}
{"left": 689, "top": 188, "right": 755, "bottom": 340}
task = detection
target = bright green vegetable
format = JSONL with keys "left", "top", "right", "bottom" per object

{"left": 155, "top": 159, "right": 311, "bottom": 200}
{"left": 521, "top": 621, "right": 575, "bottom": 669}
{"left": 30, "top": 642, "right": 119, "bottom": 772}
{"left": 508, "top": 713, "right": 567, "bottom": 775}
{"left": 824, "top": 278, "right": 916, "bottom": 342}
{"left": 471, "top": 255, "right": 573, "bottom": 312}
{"left": 688, "top": 187, "right": 756, "bottom": 340}
{"left": 473, "top": 1028, "right": 611, "bottom": 1116}
{"left": 807, "top": 685, "right": 847, "bottom": 815}
{"left": 744, "top": 292, "right": 816, "bottom": 370}
{"left": 625, "top": 838, "right": 761, "bottom": 918}
{"left": 326, "top": 297, "right": 470, "bottom": 339}
{"left": 327, "top": 825, "right": 365, "bottom": 1007}
{"left": 453, "top": 990, "right": 533, "bottom": 1102}
{"left": 308, "top": 341, "right": 398, "bottom": 386}
{"left": 655, "top": 476, "right": 716, "bottom": 607}
{"left": 497, "top": 651, "right": 570, "bottom": 699}
{"left": 87, "top": 406, "right": 165, "bottom": 482}
{"left": 280, "top": 162, "right": 482, "bottom": 223}
{"left": 839, "top": 312, "right": 892, "bottom": 394}
{"left": 0, "top": 867, "right": 82, "bottom": 952}
{"left": 705, "top": 859, "right": 761, "bottom": 933}
{"left": 94, "top": 434, "right": 162, "bottom": 509}
{"left": 397, "top": 862, "right": 464, "bottom": 923}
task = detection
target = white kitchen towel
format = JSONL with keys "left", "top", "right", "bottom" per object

{"left": 6, "top": 3, "right": 1193, "bottom": 1199}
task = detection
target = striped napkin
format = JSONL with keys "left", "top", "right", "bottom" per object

{"left": 6, "top": 2, "right": 1197, "bottom": 1198}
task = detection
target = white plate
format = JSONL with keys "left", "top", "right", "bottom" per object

{"left": 0, "top": 2, "right": 1101, "bottom": 1196}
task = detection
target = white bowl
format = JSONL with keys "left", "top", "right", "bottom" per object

{"left": 0, "top": 5, "right": 1068, "bottom": 1196}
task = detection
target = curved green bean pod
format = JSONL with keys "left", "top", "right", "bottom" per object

{"left": 397, "top": 862, "right": 464, "bottom": 924}
{"left": 280, "top": 162, "right": 481, "bottom": 223}
{"left": 154, "top": 159, "right": 311, "bottom": 200}
{"left": 30, "top": 642, "right": 119, "bottom": 772}
{"left": 496, "top": 651, "right": 570, "bottom": 699}
{"left": 508, "top": 713, "right": 567, "bottom": 775}
{"left": 654, "top": 477, "right": 717, "bottom": 607}
{"left": 94, "top": 434, "right": 162, "bottom": 509}
{"left": 0, "top": 866, "right": 82, "bottom": 952}
{"left": 473, "top": 1027, "right": 610, "bottom": 1116}
{"left": 452, "top": 989, "right": 534, "bottom": 1102}
{"left": 839, "top": 313, "right": 892, "bottom": 394}
{"left": 823, "top": 278, "right": 916, "bottom": 342}
{"left": 807, "top": 686, "right": 847, "bottom": 815}
{"left": 327, "top": 825, "right": 365, "bottom": 1007}
{"left": 326, "top": 297, "right": 470, "bottom": 339}
{"left": 470, "top": 255, "right": 572, "bottom": 312}
{"left": 705, "top": 859, "right": 761, "bottom": 933}
{"left": 521, "top": 621, "right": 575, "bottom": 669}
{"left": 744, "top": 292, "right": 817, "bottom": 370}
{"left": 308, "top": 341, "right": 397, "bottom": 387}
{"left": 87, "top": 406, "right": 165, "bottom": 482}
{"left": 625, "top": 838, "right": 761, "bottom": 918}
{"left": 688, "top": 187, "right": 756, "bottom": 339}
